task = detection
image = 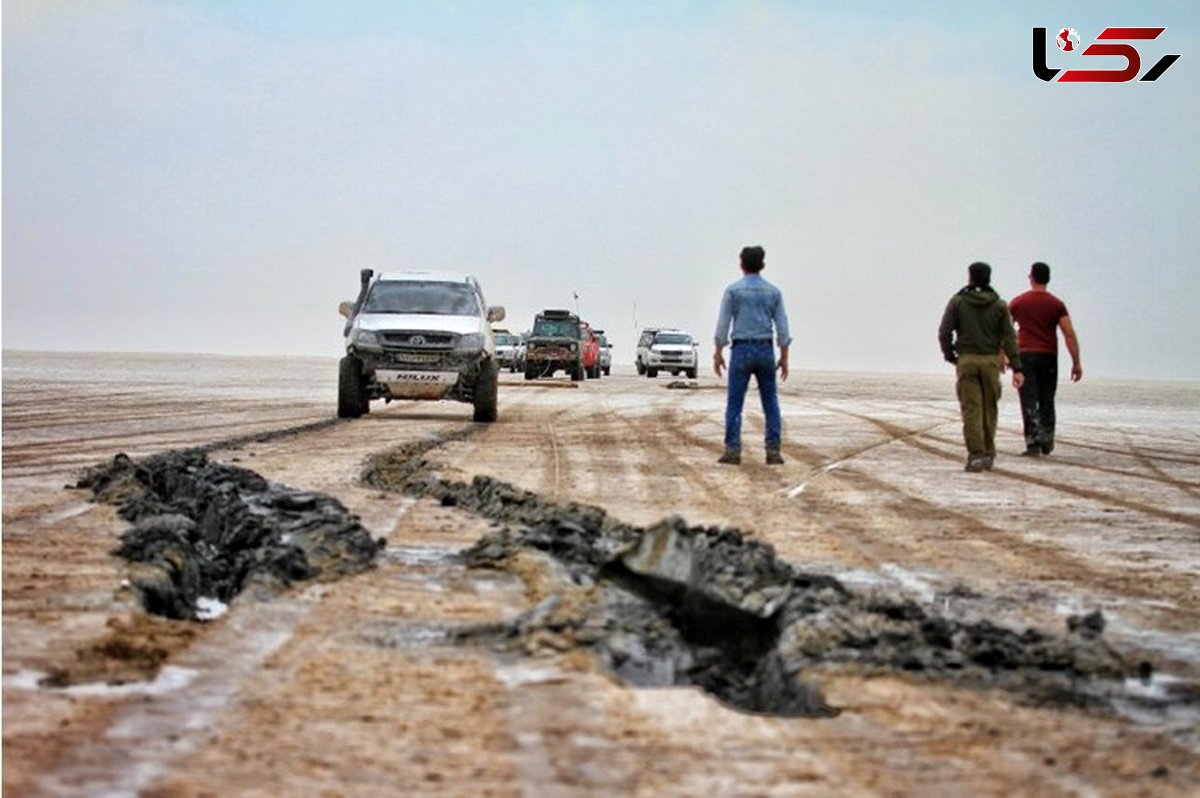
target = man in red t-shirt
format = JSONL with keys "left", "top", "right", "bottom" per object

{"left": 1008, "top": 262, "right": 1083, "bottom": 456}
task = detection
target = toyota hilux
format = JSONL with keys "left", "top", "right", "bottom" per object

{"left": 338, "top": 269, "right": 505, "bottom": 421}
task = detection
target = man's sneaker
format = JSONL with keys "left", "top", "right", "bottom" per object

{"left": 718, "top": 448, "right": 742, "bottom": 465}
{"left": 964, "top": 455, "right": 987, "bottom": 472}
{"left": 766, "top": 448, "right": 784, "bottom": 465}
{"left": 982, "top": 455, "right": 995, "bottom": 471}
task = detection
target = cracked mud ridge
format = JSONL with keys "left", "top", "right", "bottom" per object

{"left": 79, "top": 450, "right": 385, "bottom": 622}
{"left": 363, "top": 434, "right": 1194, "bottom": 719}
{"left": 81, "top": 436, "right": 1193, "bottom": 719}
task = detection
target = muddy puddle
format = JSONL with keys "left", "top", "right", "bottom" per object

{"left": 363, "top": 431, "right": 1200, "bottom": 724}
{"left": 78, "top": 449, "right": 384, "bottom": 622}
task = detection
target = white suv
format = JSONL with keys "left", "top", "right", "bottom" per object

{"left": 639, "top": 329, "right": 698, "bottom": 379}
{"left": 634, "top": 327, "right": 660, "bottom": 375}
{"left": 338, "top": 270, "right": 505, "bottom": 421}
{"left": 494, "top": 330, "right": 522, "bottom": 372}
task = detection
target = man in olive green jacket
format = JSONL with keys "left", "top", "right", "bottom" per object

{"left": 938, "top": 262, "right": 1025, "bottom": 472}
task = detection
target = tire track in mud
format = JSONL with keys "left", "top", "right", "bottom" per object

{"left": 906, "top": 430, "right": 1199, "bottom": 527}
{"left": 567, "top": 405, "right": 633, "bottom": 504}
{"left": 590, "top": 384, "right": 757, "bottom": 519}
{"left": 808, "top": 395, "right": 1200, "bottom": 468}
{"left": 1063, "top": 423, "right": 1200, "bottom": 461}
{"left": 1127, "top": 443, "right": 1200, "bottom": 501}
{"left": 4, "top": 415, "right": 331, "bottom": 454}
{"left": 466, "top": 383, "right": 580, "bottom": 501}
{"left": 635, "top": 396, "right": 952, "bottom": 570}
{"left": 614, "top": 407, "right": 741, "bottom": 519}
{"left": 419, "top": 379, "right": 741, "bottom": 527}
{"left": 3, "top": 417, "right": 345, "bottom": 480}
{"left": 904, "top": 421, "right": 1200, "bottom": 492}
{"left": 2, "top": 397, "right": 319, "bottom": 425}
{"left": 792, "top": 409, "right": 1200, "bottom": 647}
{"left": 464, "top": 380, "right": 710, "bottom": 516}
{"left": 809, "top": 401, "right": 1200, "bottom": 527}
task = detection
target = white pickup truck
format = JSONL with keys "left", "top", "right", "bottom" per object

{"left": 338, "top": 270, "right": 505, "bottom": 421}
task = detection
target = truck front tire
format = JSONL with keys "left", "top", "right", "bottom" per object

{"left": 473, "top": 359, "right": 499, "bottom": 422}
{"left": 337, "top": 356, "right": 370, "bottom": 418}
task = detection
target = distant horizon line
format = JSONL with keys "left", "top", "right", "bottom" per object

{"left": 3, "top": 348, "right": 1197, "bottom": 385}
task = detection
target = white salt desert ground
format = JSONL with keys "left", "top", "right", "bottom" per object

{"left": 3, "top": 350, "right": 1198, "bottom": 796}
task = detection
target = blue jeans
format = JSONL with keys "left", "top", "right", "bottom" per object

{"left": 724, "top": 341, "right": 782, "bottom": 449}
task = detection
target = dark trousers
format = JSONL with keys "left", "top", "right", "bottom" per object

{"left": 1018, "top": 352, "right": 1058, "bottom": 451}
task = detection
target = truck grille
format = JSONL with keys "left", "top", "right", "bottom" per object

{"left": 380, "top": 331, "right": 457, "bottom": 349}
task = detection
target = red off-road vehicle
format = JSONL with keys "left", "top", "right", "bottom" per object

{"left": 579, "top": 321, "right": 602, "bottom": 380}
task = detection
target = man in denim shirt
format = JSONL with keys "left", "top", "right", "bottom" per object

{"left": 713, "top": 246, "right": 792, "bottom": 465}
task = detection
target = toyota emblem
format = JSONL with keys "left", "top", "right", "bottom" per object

{"left": 410, "top": 335, "right": 425, "bottom": 346}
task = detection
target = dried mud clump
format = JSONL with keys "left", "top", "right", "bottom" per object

{"left": 79, "top": 450, "right": 385, "bottom": 620}
{"left": 464, "top": 517, "right": 1138, "bottom": 717}
{"left": 364, "top": 438, "right": 636, "bottom": 546}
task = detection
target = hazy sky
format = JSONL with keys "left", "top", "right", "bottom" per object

{"left": 4, "top": 1, "right": 1198, "bottom": 379}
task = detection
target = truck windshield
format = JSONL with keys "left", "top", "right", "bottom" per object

{"left": 363, "top": 281, "right": 480, "bottom": 315}
{"left": 533, "top": 319, "right": 579, "bottom": 338}
{"left": 495, "top": 334, "right": 516, "bottom": 345}
{"left": 655, "top": 333, "right": 692, "bottom": 345}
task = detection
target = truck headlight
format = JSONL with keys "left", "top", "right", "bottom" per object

{"left": 352, "top": 329, "right": 382, "bottom": 350}
{"left": 455, "top": 333, "right": 486, "bottom": 352}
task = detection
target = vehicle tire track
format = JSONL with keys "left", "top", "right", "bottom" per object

{"left": 912, "top": 431, "right": 1199, "bottom": 527}
{"left": 773, "top": 409, "right": 1200, "bottom": 641}
{"left": 813, "top": 403, "right": 1200, "bottom": 528}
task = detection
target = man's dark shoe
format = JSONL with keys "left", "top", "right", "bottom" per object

{"left": 964, "top": 455, "right": 987, "bottom": 473}
{"left": 1021, "top": 446, "right": 1041, "bottom": 457}
{"left": 718, "top": 447, "right": 741, "bottom": 465}
{"left": 766, "top": 448, "right": 784, "bottom": 465}
{"left": 982, "top": 455, "right": 995, "bottom": 471}
{"left": 1039, "top": 438, "right": 1055, "bottom": 455}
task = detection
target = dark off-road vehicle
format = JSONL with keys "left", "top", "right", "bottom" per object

{"left": 524, "top": 309, "right": 585, "bottom": 381}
